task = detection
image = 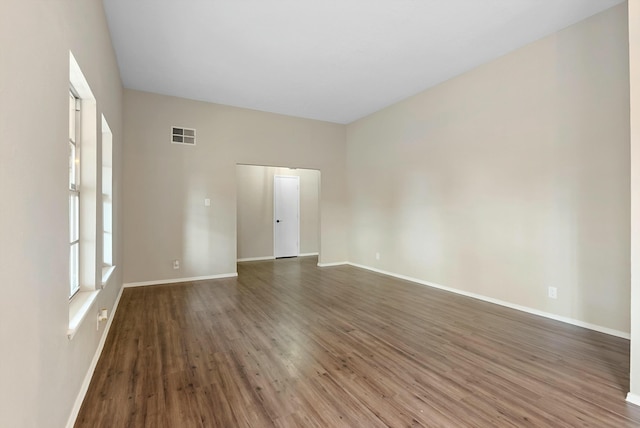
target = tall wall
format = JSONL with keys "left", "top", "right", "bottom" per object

{"left": 629, "top": 0, "right": 640, "bottom": 406}
{"left": 123, "top": 90, "right": 347, "bottom": 284}
{"left": 237, "top": 165, "right": 320, "bottom": 260}
{"left": 0, "top": 1, "right": 123, "bottom": 427}
{"left": 346, "top": 5, "right": 630, "bottom": 334}
{"left": 0, "top": 2, "right": 633, "bottom": 426}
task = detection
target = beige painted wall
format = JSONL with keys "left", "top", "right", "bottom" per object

{"left": 346, "top": 5, "right": 630, "bottom": 333}
{"left": 237, "top": 165, "right": 320, "bottom": 260}
{"left": 123, "top": 90, "right": 347, "bottom": 283}
{"left": 629, "top": 0, "right": 640, "bottom": 403}
{"left": 0, "top": 1, "right": 123, "bottom": 427}
{"left": 0, "top": 2, "right": 632, "bottom": 425}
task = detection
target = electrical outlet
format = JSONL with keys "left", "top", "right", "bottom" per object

{"left": 173, "top": 259, "right": 180, "bottom": 270}
{"left": 96, "top": 308, "right": 108, "bottom": 330}
{"left": 548, "top": 286, "right": 557, "bottom": 299}
{"left": 375, "top": 252, "right": 380, "bottom": 261}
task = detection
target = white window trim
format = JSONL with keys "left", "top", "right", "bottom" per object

{"left": 69, "top": 90, "right": 81, "bottom": 298}
{"left": 68, "top": 290, "right": 100, "bottom": 339}
{"left": 101, "top": 265, "right": 116, "bottom": 288}
{"left": 101, "top": 115, "right": 114, "bottom": 274}
{"left": 68, "top": 51, "right": 101, "bottom": 339}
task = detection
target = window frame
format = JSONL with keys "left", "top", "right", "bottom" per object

{"left": 69, "top": 88, "right": 81, "bottom": 299}
{"left": 68, "top": 51, "right": 106, "bottom": 339}
{"left": 101, "top": 115, "right": 114, "bottom": 282}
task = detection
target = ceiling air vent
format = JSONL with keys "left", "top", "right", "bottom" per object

{"left": 171, "top": 126, "right": 196, "bottom": 145}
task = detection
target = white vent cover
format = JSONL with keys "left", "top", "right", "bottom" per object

{"left": 171, "top": 126, "right": 196, "bottom": 145}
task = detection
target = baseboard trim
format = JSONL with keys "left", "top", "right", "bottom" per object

{"left": 65, "top": 285, "right": 124, "bottom": 428}
{"left": 347, "top": 262, "right": 630, "bottom": 340}
{"left": 317, "top": 261, "right": 349, "bottom": 267}
{"left": 123, "top": 273, "right": 238, "bottom": 288}
{"left": 627, "top": 392, "right": 640, "bottom": 407}
{"left": 237, "top": 256, "right": 276, "bottom": 262}
{"left": 238, "top": 253, "right": 318, "bottom": 262}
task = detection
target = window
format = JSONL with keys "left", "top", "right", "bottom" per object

{"left": 102, "top": 116, "right": 113, "bottom": 274}
{"left": 69, "top": 90, "right": 80, "bottom": 298}
{"left": 68, "top": 51, "right": 102, "bottom": 338}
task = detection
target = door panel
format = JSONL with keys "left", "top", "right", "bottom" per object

{"left": 274, "top": 175, "right": 299, "bottom": 258}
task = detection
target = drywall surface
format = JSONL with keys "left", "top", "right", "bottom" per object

{"left": 629, "top": 0, "right": 640, "bottom": 402}
{"left": 346, "top": 5, "right": 630, "bottom": 333}
{"left": 0, "top": 1, "right": 124, "bottom": 427}
{"left": 237, "top": 165, "right": 319, "bottom": 259}
{"left": 123, "top": 90, "right": 346, "bottom": 283}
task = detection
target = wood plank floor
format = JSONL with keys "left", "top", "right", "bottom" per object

{"left": 76, "top": 257, "right": 640, "bottom": 427}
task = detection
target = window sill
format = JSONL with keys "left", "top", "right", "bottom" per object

{"left": 68, "top": 290, "right": 100, "bottom": 340}
{"left": 102, "top": 265, "right": 116, "bottom": 287}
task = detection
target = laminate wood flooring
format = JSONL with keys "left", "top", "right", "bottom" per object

{"left": 75, "top": 257, "right": 640, "bottom": 427}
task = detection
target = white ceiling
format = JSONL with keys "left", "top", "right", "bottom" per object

{"left": 103, "top": 0, "right": 624, "bottom": 124}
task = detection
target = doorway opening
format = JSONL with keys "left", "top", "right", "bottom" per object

{"left": 236, "top": 164, "right": 320, "bottom": 263}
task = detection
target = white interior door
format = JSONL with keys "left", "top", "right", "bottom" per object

{"left": 274, "top": 175, "right": 299, "bottom": 258}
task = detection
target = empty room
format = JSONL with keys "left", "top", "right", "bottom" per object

{"left": 3, "top": 0, "right": 640, "bottom": 426}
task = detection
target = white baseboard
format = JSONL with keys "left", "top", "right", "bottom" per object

{"left": 317, "top": 261, "right": 349, "bottom": 267}
{"left": 238, "top": 254, "right": 317, "bottom": 262}
{"left": 627, "top": 392, "right": 640, "bottom": 407}
{"left": 123, "top": 273, "right": 238, "bottom": 288}
{"left": 347, "top": 262, "right": 630, "bottom": 340}
{"left": 66, "top": 285, "right": 124, "bottom": 428}
{"left": 299, "top": 252, "right": 319, "bottom": 257}
{"left": 237, "top": 256, "right": 276, "bottom": 262}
